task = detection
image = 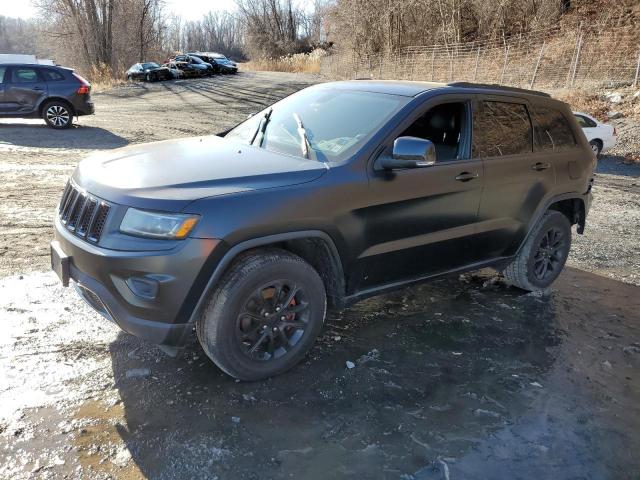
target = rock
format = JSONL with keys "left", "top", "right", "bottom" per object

{"left": 112, "top": 445, "right": 131, "bottom": 467}
{"left": 231, "top": 416, "right": 241, "bottom": 423}
{"left": 604, "top": 92, "right": 623, "bottom": 103}
{"left": 602, "top": 360, "right": 612, "bottom": 370}
{"left": 346, "top": 360, "right": 356, "bottom": 369}
{"left": 530, "top": 381, "right": 543, "bottom": 388}
{"left": 607, "top": 111, "right": 623, "bottom": 119}
{"left": 623, "top": 343, "right": 640, "bottom": 355}
{"left": 125, "top": 368, "right": 151, "bottom": 379}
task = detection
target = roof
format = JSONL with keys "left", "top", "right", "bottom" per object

{"left": 319, "top": 80, "right": 551, "bottom": 98}
{"left": 318, "top": 80, "right": 446, "bottom": 97}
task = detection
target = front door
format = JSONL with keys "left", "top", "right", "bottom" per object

{"left": 356, "top": 98, "right": 484, "bottom": 291}
{"left": 4, "top": 66, "right": 48, "bottom": 114}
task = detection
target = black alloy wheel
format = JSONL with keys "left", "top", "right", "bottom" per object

{"left": 532, "top": 227, "right": 565, "bottom": 281}
{"left": 503, "top": 210, "right": 572, "bottom": 291}
{"left": 236, "top": 281, "right": 310, "bottom": 361}
{"left": 197, "top": 249, "right": 326, "bottom": 381}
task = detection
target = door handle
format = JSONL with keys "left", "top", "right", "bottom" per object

{"left": 455, "top": 172, "right": 479, "bottom": 182}
{"left": 531, "top": 162, "right": 551, "bottom": 171}
{"left": 32, "top": 86, "right": 44, "bottom": 91}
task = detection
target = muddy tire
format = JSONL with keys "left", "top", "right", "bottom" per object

{"left": 589, "top": 139, "right": 602, "bottom": 157}
{"left": 42, "top": 101, "right": 73, "bottom": 129}
{"left": 503, "top": 210, "right": 572, "bottom": 291}
{"left": 197, "top": 249, "right": 326, "bottom": 381}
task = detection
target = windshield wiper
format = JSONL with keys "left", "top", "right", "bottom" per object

{"left": 293, "top": 113, "right": 311, "bottom": 159}
{"left": 250, "top": 108, "right": 273, "bottom": 146}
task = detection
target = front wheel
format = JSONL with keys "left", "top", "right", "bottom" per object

{"left": 503, "top": 210, "right": 572, "bottom": 291}
{"left": 43, "top": 101, "right": 73, "bottom": 129}
{"left": 197, "top": 249, "right": 327, "bottom": 381}
{"left": 589, "top": 140, "right": 602, "bottom": 156}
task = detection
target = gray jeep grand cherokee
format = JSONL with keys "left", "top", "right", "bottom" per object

{"left": 51, "top": 81, "right": 594, "bottom": 380}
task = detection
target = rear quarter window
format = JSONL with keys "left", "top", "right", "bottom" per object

{"left": 533, "top": 106, "right": 577, "bottom": 152}
{"left": 472, "top": 101, "right": 532, "bottom": 157}
{"left": 42, "top": 69, "right": 66, "bottom": 81}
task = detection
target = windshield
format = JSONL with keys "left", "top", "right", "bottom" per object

{"left": 225, "top": 87, "right": 407, "bottom": 163}
{"left": 142, "top": 62, "right": 159, "bottom": 69}
{"left": 190, "top": 56, "right": 204, "bottom": 64}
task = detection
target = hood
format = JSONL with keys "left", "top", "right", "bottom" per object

{"left": 74, "top": 135, "right": 328, "bottom": 211}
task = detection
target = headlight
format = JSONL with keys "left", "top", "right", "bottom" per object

{"left": 120, "top": 208, "right": 199, "bottom": 240}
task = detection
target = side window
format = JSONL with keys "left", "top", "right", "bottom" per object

{"left": 533, "top": 106, "right": 577, "bottom": 152}
{"left": 42, "top": 69, "right": 65, "bottom": 81}
{"left": 574, "top": 114, "right": 596, "bottom": 128}
{"left": 0, "top": 66, "right": 6, "bottom": 84}
{"left": 11, "top": 68, "right": 40, "bottom": 83}
{"left": 472, "top": 101, "right": 532, "bottom": 157}
{"left": 399, "top": 102, "right": 467, "bottom": 162}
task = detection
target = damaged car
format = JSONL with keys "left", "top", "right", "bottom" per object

{"left": 51, "top": 81, "right": 595, "bottom": 380}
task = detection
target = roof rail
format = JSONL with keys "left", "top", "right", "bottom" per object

{"left": 447, "top": 81, "right": 550, "bottom": 97}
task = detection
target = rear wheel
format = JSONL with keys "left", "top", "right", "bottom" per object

{"left": 43, "top": 101, "right": 73, "bottom": 129}
{"left": 589, "top": 139, "right": 602, "bottom": 156}
{"left": 197, "top": 249, "right": 326, "bottom": 381}
{"left": 503, "top": 210, "right": 572, "bottom": 291}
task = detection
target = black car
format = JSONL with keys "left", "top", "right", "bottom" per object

{"left": 188, "top": 53, "right": 220, "bottom": 74}
{"left": 185, "top": 54, "right": 218, "bottom": 76}
{"left": 210, "top": 54, "right": 238, "bottom": 74}
{"left": 164, "top": 60, "right": 205, "bottom": 79}
{"left": 0, "top": 63, "right": 94, "bottom": 129}
{"left": 171, "top": 55, "right": 213, "bottom": 76}
{"left": 51, "top": 81, "right": 594, "bottom": 380}
{"left": 126, "top": 62, "right": 172, "bottom": 82}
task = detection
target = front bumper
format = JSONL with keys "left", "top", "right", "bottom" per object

{"left": 53, "top": 217, "right": 219, "bottom": 346}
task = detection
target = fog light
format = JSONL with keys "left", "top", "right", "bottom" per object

{"left": 126, "top": 277, "right": 159, "bottom": 300}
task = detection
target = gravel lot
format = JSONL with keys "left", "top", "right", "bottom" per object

{"left": 0, "top": 72, "right": 639, "bottom": 479}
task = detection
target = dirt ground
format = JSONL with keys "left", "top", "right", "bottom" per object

{"left": 1, "top": 72, "right": 639, "bottom": 479}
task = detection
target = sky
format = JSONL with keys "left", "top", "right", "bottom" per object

{"left": 0, "top": 0, "right": 237, "bottom": 21}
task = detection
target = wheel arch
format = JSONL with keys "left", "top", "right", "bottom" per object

{"left": 518, "top": 194, "right": 587, "bottom": 257}
{"left": 38, "top": 97, "right": 76, "bottom": 117}
{"left": 186, "top": 230, "right": 347, "bottom": 325}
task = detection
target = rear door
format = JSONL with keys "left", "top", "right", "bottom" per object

{"left": 472, "top": 96, "right": 556, "bottom": 260}
{"left": 4, "top": 66, "right": 48, "bottom": 114}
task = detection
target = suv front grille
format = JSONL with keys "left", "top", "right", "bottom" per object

{"left": 58, "top": 182, "right": 111, "bottom": 243}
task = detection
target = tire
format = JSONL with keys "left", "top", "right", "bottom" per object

{"left": 145, "top": 73, "right": 152, "bottom": 82}
{"left": 42, "top": 101, "right": 73, "bottom": 129}
{"left": 503, "top": 210, "right": 572, "bottom": 291}
{"left": 589, "top": 140, "right": 602, "bottom": 156}
{"left": 197, "top": 248, "right": 327, "bottom": 381}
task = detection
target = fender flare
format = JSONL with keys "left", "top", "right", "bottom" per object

{"left": 186, "top": 230, "right": 345, "bottom": 324}
{"left": 516, "top": 192, "right": 589, "bottom": 255}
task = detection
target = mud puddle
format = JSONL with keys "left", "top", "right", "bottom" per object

{"left": 1, "top": 267, "right": 638, "bottom": 479}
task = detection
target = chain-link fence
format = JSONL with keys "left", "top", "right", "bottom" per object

{"left": 321, "top": 25, "right": 640, "bottom": 90}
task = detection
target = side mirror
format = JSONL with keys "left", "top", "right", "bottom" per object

{"left": 377, "top": 137, "right": 437, "bottom": 170}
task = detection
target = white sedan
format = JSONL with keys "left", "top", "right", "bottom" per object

{"left": 573, "top": 111, "right": 617, "bottom": 156}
